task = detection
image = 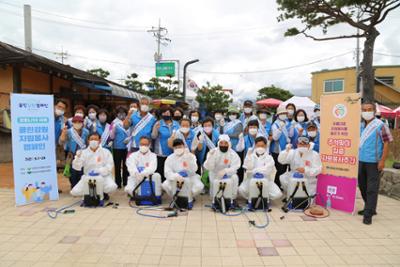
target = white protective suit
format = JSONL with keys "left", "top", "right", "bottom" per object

{"left": 239, "top": 149, "right": 282, "bottom": 200}
{"left": 162, "top": 149, "right": 204, "bottom": 197}
{"left": 277, "top": 144, "right": 322, "bottom": 197}
{"left": 203, "top": 135, "right": 241, "bottom": 199}
{"left": 124, "top": 149, "right": 161, "bottom": 195}
{"left": 71, "top": 146, "right": 117, "bottom": 196}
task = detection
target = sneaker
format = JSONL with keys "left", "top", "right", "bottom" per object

{"left": 363, "top": 216, "right": 372, "bottom": 225}
{"left": 103, "top": 193, "right": 110, "bottom": 201}
{"left": 357, "top": 210, "right": 377, "bottom": 216}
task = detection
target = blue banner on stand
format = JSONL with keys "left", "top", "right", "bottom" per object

{"left": 11, "top": 93, "right": 59, "bottom": 206}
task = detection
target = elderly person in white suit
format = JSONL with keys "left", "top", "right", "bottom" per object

{"left": 71, "top": 133, "right": 117, "bottom": 198}
{"left": 239, "top": 136, "right": 282, "bottom": 201}
{"left": 125, "top": 136, "right": 161, "bottom": 196}
{"left": 204, "top": 134, "right": 241, "bottom": 200}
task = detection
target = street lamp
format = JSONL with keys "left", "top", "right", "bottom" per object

{"left": 183, "top": 59, "right": 199, "bottom": 102}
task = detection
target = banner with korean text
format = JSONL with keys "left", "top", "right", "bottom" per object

{"left": 316, "top": 93, "right": 361, "bottom": 213}
{"left": 11, "top": 93, "right": 59, "bottom": 206}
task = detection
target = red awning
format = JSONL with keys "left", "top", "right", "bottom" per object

{"left": 256, "top": 98, "right": 282, "bottom": 107}
{"left": 376, "top": 104, "right": 397, "bottom": 118}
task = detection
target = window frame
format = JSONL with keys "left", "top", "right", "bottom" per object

{"left": 323, "top": 79, "right": 344, "bottom": 94}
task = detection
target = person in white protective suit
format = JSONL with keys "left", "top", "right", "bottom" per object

{"left": 125, "top": 136, "right": 161, "bottom": 196}
{"left": 239, "top": 136, "right": 282, "bottom": 201}
{"left": 71, "top": 132, "right": 117, "bottom": 198}
{"left": 203, "top": 134, "right": 241, "bottom": 200}
{"left": 278, "top": 136, "right": 322, "bottom": 198}
{"left": 162, "top": 138, "right": 204, "bottom": 198}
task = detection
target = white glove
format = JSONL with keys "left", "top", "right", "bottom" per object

{"left": 279, "top": 120, "right": 286, "bottom": 128}
{"left": 218, "top": 169, "right": 226, "bottom": 178}
{"left": 209, "top": 148, "right": 216, "bottom": 156}
{"left": 285, "top": 144, "right": 292, "bottom": 151}
{"left": 135, "top": 172, "right": 144, "bottom": 183}
{"left": 198, "top": 134, "right": 204, "bottom": 143}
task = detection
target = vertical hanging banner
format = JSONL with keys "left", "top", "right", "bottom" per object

{"left": 11, "top": 93, "right": 59, "bottom": 206}
{"left": 316, "top": 93, "right": 361, "bottom": 213}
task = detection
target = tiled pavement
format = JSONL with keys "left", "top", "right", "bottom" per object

{"left": 0, "top": 186, "right": 399, "bottom": 267}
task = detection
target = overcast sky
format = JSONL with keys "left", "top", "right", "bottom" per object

{"left": 0, "top": 0, "right": 399, "bottom": 101}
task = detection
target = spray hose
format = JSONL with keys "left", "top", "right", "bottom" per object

{"left": 47, "top": 200, "right": 81, "bottom": 219}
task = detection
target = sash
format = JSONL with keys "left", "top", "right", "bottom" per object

{"left": 203, "top": 131, "right": 216, "bottom": 150}
{"left": 276, "top": 121, "right": 290, "bottom": 143}
{"left": 100, "top": 123, "right": 111, "bottom": 147}
{"left": 314, "top": 119, "right": 320, "bottom": 129}
{"left": 128, "top": 113, "right": 153, "bottom": 148}
{"left": 70, "top": 128, "right": 86, "bottom": 150}
{"left": 258, "top": 120, "right": 268, "bottom": 137}
{"left": 224, "top": 119, "right": 241, "bottom": 134}
{"left": 156, "top": 123, "right": 174, "bottom": 155}
{"left": 360, "top": 119, "right": 382, "bottom": 147}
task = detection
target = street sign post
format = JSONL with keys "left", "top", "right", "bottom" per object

{"left": 156, "top": 62, "right": 175, "bottom": 77}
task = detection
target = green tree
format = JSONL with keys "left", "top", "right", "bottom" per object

{"left": 87, "top": 68, "right": 110, "bottom": 79}
{"left": 276, "top": 0, "right": 400, "bottom": 102}
{"left": 257, "top": 85, "right": 293, "bottom": 101}
{"left": 196, "top": 82, "right": 232, "bottom": 112}
{"left": 144, "top": 76, "right": 182, "bottom": 99}
{"left": 125, "top": 73, "right": 144, "bottom": 92}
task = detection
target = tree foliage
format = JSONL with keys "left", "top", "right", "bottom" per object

{"left": 87, "top": 68, "right": 110, "bottom": 79}
{"left": 276, "top": 0, "right": 400, "bottom": 102}
{"left": 196, "top": 82, "right": 232, "bottom": 113}
{"left": 144, "top": 76, "right": 182, "bottom": 99}
{"left": 125, "top": 73, "right": 144, "bottom": 92}
{"left": 257, "top": 85, "right": 293, "bottom": 101}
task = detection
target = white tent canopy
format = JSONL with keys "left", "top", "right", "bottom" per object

{"left": 280, "top": 96, "right": 317, "bottom": 118}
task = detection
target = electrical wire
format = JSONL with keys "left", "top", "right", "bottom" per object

{"left": 47, "top": 200, "right": 81, "bottom": 219}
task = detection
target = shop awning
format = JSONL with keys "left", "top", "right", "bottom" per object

{"left": 110, "top": 83, "right": 143, "bottom": 100}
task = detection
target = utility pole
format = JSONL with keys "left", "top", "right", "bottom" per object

{"left": 54, "top": 46, "right": 68, "bottom": 64}
{"left": 23, "top": 4, "right": 32, "bottom": 52}
{"left": 147, "top": 19, "right": 171, "bottom": 62}
{"left": 355, "top": 8, "right": 361, "bottom": 94}
{"left": 183, "top": 59, "right": 199, "bottom": 102}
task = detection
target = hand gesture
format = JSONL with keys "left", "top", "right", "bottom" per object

{"left": 285, "top": 144, "right": 292, "bottom": 152}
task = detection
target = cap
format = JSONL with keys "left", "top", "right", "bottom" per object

{"left": 306, "top": 122, "right": 318, "bottom": 129}
{"left": 244, "top": 100, "right": 253, "bottom": 106}
{"left": 72, "top": 116, "right": 84, "bottom": 123}
{"left": 298, "top": 136, "right": 310, "bottom": 145}
{"left": 227, "top": 106, "right": 240, "bottom": 114}
{"left": 276, "top": 106, "right": 288, "bottom": 115}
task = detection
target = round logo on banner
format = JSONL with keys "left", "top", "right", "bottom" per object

{"left": 332, "top": 104, "right": 347, "bottom": 119}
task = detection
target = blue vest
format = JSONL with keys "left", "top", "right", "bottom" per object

{"left": 157, "top": 120, "right": 180, "bottom": 156}
{"left": 244, "top": 135, "right": 256, "bottom": 155}
{"left": 66, "top": 128, "right": 89, "bottom": 154}
{"left": 262, "top": 121, "right": 272, "bottom": 136}
{"left": 184, "top": 129, "right": 195, "bottom": 150}
{"left": 224, "top": 121, "right": 242, "bottom": 152}
{"left": 309, "top": 132, "right": 320, "bottom": 152}
{"left": 359, "top": 120, "right": 384, "bottom": 163}
{"left": 270, "top": 120, "right": 291, "bottom": 154}
{"left": 130, "top": 112, "right": 156, "bottom": 148}
{"left": 292, "top": 122, "right": 308, "bottom": 148}
{"left": 54, "top": 116, "right": 64, "bottom": 144}
{"left": 113, "top": 124, "right": 128, "bottom": 150}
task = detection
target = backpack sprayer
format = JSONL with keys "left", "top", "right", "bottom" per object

{"left": 128, "top": 174, "right": 161, "bottom": 207}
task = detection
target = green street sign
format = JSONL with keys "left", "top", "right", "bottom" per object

{"left": 156, "top": 62, "right": 175, "bottom": 77}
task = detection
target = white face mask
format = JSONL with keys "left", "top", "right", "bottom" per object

{"left": 255, "top": 147, "right": 266, "bottom": 155}
{"left": 55, "top": 108, "right": 64, "bottom": 116}
{"left": 297, "top": 147, "right": 308, "bottom": 154}
{"left": 244, "top": 107, "right": 252, "bottom": 114}
{"left": 259, "top": 113, "right": 267, "bottom": 120}
{"left": 308, "top": 131, "right": 317, "bottom": 138}
{"left": 362, "top": 111, "right": 375, "bottom": 121}
{"left": 99, "top": 114, "right": 107, "bottom": 123}
{"left": 315, "top": 111, "right": 320, "bottom": 117}
{"left": 191, "top": 116, "right": 199, "bottom": 123}
{"left": 228, "top": 115, "right": 237, "bottom": 121}
{"left": 297, "top": 116, "right": 305, "bottom": 122}
{"left": 249, "top": 128, "right": 258, "bottom": 136}
{"left": 204, "top": 126, "right": 213, "bottom": 134}
{"left": 140, "top": 105, "right": 149, "bottom": 112}
{"left": 89, "top": 140, "right": 99, "bottom": 149}
{"left": 215, "top": 114, "right": 223, "bottom": 121}
{"left": 174, "top": 148, "right": 184, "bottom": 156}
{"left": 73, "top": 123, "right": 82, "bottom": 130}
{"left": 180, "top": 127, "right": 190, "bottom": 134}
{"left": 139, "top": 145, "right": 149, "bottom": 153}
{"left": 130, "top": 107, "right": 138, "bottom": 113}
{"left": 75, "top": 112, "right": 84, "bottom": 118}
{"left": 88, "top": 112, "right": 97, "bottom": 120}
{"left": 287, "top": 109, "right": 294, "bottom": 116}
{"left": 279, "top": 114, "right": 287, "bottom": 121}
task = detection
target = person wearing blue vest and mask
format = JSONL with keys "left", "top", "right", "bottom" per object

{"left": 54, "top": 99, "right": 67, "bottom": 145}
{"left": 124, "top": 97, "right": 156, "bottom": 153}
{"left": 86, "top": 105, "right": 99, "bottom": 134}
{"left": 240, "top": 120, "right": 262, "bottom": 156}
{"left": 256, "top": 108, "right": 272, "bottom": 139}
{"left": 292, "top": 109, "right": 309, "bottom": 148}
{"left": 306, "top": 122, "right": 320, "bottom": 152}
{"left": 59, "top": 115, "right": 90, "bottom": 189}
{"left": 110, "top": 106, "right": 129, "bottom": 189}
{"left": 224, "top": 106, "right": 243, "bottom": 152}
{"left": 168, "top": 118, "right": 195, "bottom": 150}
{"left": 270, "top": 106, "right": 292, "bottom": 189}
{"left": 152, "top": 106, "right": 180, "bottom": 181}
{"left": 173, "top": 107, "right": 184, "bottom": 123}
{"left": 240, "top": 100, "right": 257, "bottom": 129}
{"left": 358, "top": 101, "right": 393, "bottom": 225}
{"left": 189, "top": 110, "right": 202, "bottom": 133}
{"left": 214, "top": 109, "right": 226, "bottom": 134}
{"left": 97, "top": 109, "right": 112, "bottom": 149}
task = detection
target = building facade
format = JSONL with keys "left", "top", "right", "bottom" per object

{"left": 311, "top": 65, "right": 400, "bottom": 108}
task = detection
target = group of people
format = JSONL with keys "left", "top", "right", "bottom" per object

{"left": 52, "top": 96, "right": 392, "bottom": 225}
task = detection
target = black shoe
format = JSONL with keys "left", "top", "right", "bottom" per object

{"left": 363, "top": 216, "right": 372, "bottom": 225}
{"left": 103, "top": 193, "right": 110, "bottom": 201}
{"left": 358, "top": 210, "right": 377, "bottom": 216}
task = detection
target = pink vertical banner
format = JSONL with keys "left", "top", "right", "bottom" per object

{"left": 316, "top": 174, "right": 357, "bottom": 213}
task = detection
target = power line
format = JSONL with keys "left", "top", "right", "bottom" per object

{"left": 191, "top": 51, "right": 354, "bottom": 75}
{"left": 148, "top": 19, "right": 171, "bottom": 62}
{"left": 375, "top": 52, "right": 400, "bottom": 58}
